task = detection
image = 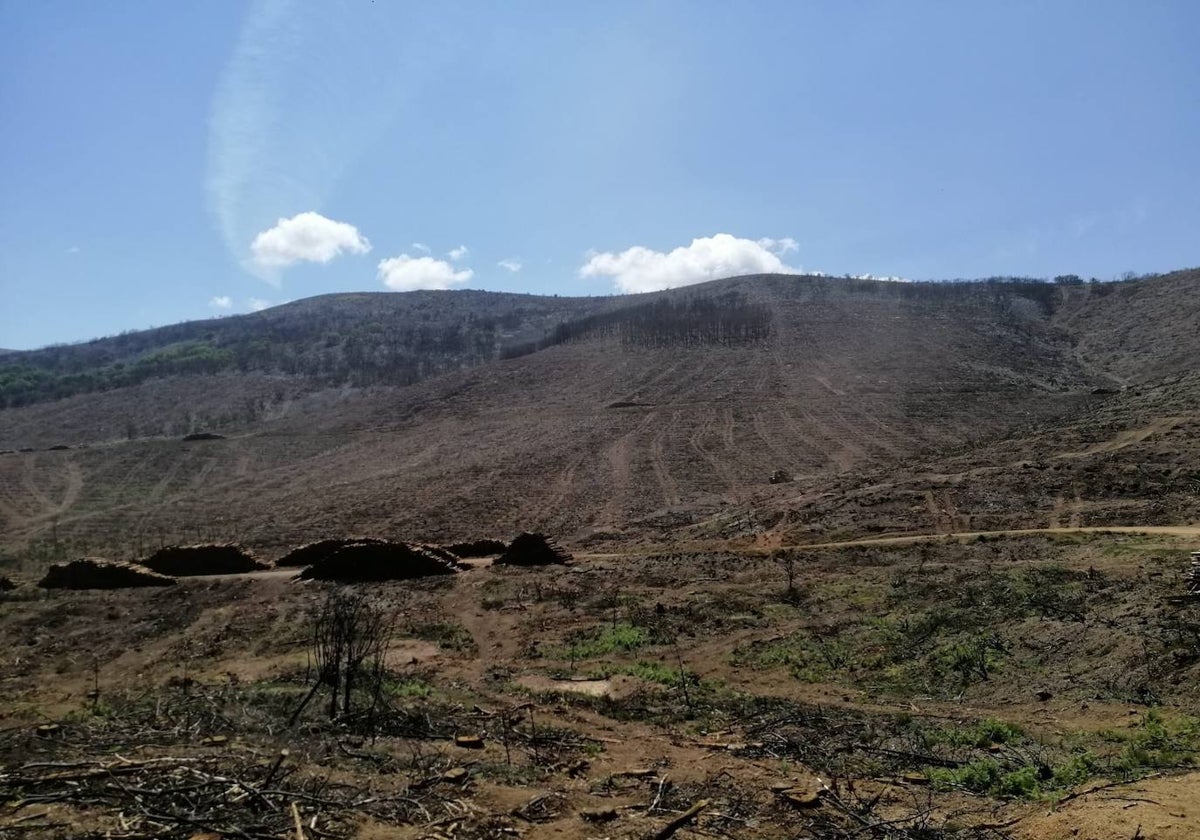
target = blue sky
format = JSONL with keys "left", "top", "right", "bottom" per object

{"left": 2, "top": 1, "right": 1198, "bottom": 350}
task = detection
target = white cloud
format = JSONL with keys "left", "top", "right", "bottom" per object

{"left": 580, "top": 233, "right": 800, "bottom": 293}
{"left": 249, "top": 211, "right": 370, "bottom": 273}
{"left": 67, "top": 246, "right": 81, "bottom": 255}
{"left": 447, "top": 245, "right": 469, "bottom": 262}
{"left": 248, "top": 297, "right": 272, "bottom": 312}
{"left": 209, "top": 295, "right": 233, "bottom": 309}
{"left": 378, "top": 254, "right": 474, "bottom": 291}
{"left": 757, "top": 237, "right": 798, "bottom": 255}
{"left": 498, "top": 258, "right": 522, "bottom": 273}
{"left": 412, "top": 242, "right": 431, "bottom": 254}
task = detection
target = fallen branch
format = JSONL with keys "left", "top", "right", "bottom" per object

{"left": 649, "top": 798, "right": 709, "bottom": 840}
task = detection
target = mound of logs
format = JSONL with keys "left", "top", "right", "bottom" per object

{"left": 142, "top": 544, "right": 268, "bottom": 576}
{"left": 38, "top": 558, "right": 175, "bottom": 590}
{"left": 276, "top": 538, "right": 386, "bottom": 567}
{"left": 496, "top": 533, "right": 572, "bottom": 567}
{"left": 444, "top": 539, "right": 507, "bottom": 558}
{"left": 297, "top": 541, "right": 462, "bottom": 583}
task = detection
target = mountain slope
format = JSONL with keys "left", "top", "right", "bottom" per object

{"left": 0, "top": 270, "right": 1195, "bottom": 565}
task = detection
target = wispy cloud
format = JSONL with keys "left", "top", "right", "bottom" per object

{"left": 498, "top": 258, "right": 522, "bottom": 273}
{"left": 206, "top": 0, "right": 410, "bottom": 274}
{"left": 412, "top": 242, "right": 431, "bottom": 254}
{"left": 378, "top": 254, "right": 473, "bottom": 291}
{"left": 248, "top": 297, "right": 272, "bottom": 312}
{"left": 209, "top": 295, "right": 233, "bottom": 310}
{"left": 580, "top": 233, "right": 800, "bottom": 293}
{"left": 447, "top": 245, "right": 469, "bottom": 262}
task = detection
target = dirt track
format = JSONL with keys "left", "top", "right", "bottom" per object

{"left": 578, "top": 524, "right": 1200, "bottom": 560}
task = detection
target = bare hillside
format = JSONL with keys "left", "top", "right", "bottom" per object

{"left": 3, "top": 272, "right": 1159, "bottom": 563}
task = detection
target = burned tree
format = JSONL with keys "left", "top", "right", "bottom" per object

{"left": 292, "top": 590, "right": 392, "bottom": 723}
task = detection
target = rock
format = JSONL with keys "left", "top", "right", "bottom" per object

{"left": 454, "top": 733, "right": 484, "bottom": 749}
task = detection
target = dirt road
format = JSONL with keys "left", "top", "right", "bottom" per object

{"left": 578, "top": 524, "right": 1200, "bottom": 560}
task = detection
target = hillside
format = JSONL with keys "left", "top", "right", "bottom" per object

{"left": 1, "top": 270, "right": 1197, "bottom": 566}
{"left": 0, "top": 289, "right": 617, "bottom": 408}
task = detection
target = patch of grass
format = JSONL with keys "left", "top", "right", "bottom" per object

{"left": 558, "top": 622, "right": 649, "bottom": 660}
{"left": 927, "top": 752, "right": 1100, "bottom": 800}
{"left": 921, "top": 718, "right": 1025, "bottom": 749}
{"left": 1101, "top": 710, "right": 1200, "bottom": 773}
{"left": 386, "top": 678, "right": 433, "bottom": 699}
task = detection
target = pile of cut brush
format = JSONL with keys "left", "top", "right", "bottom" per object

{"left": 0, "top": 750, "right": 455, "bottom": 839}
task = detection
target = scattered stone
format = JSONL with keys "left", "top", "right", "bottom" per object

{"left": 143, "top": 544, "right": 267, "bottom": 576}
{"left": 496, "top": 532, "right": 572, "bottom": 566}
{"left": 38, "top": 558, "right": 176, "bottom": 590}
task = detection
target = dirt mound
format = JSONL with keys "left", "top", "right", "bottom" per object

{"left": 445, "top": 539, "right": 507, "bottom": 557}
{"left": 142, "top": 544, "right": 268, "bottom": 576}
{"left": 296, "top": 541, "right": 461, "bottom": 582}
{"left": 38, "top": 558, "right": 175, "bottom": 589}
{"left": 496, "top": 532, "right": 572, "bottom": 566}
{"left": 276, "top": 538, "right": 385, "bottom": 567}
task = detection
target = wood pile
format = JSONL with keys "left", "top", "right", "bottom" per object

{"left": 296, "top": 541, "right": 461, "bottom": 582}
{"left": 37, "top": 558, "right": 175, "bottom": 589}
{"left": 142, "top": 544, "right": 268, "bottom": 576}
{"left": 445, "top": 538, "right": 507, "bottom": 557}
{"left": 276, "top": 538, "right": 385, "bottom": 567}
{"left": 496, "top": 533, "right": 572, "bottom": 566}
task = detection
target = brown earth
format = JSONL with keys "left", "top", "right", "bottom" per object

{"left": 8, "top": 272, "right": 1199, "bottom": 566}
{"left": 2, "top": 270, "right": 1200, "bottom": 838}
{"left": 3, "top": 532, "right": 1200, "bottom": 838}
